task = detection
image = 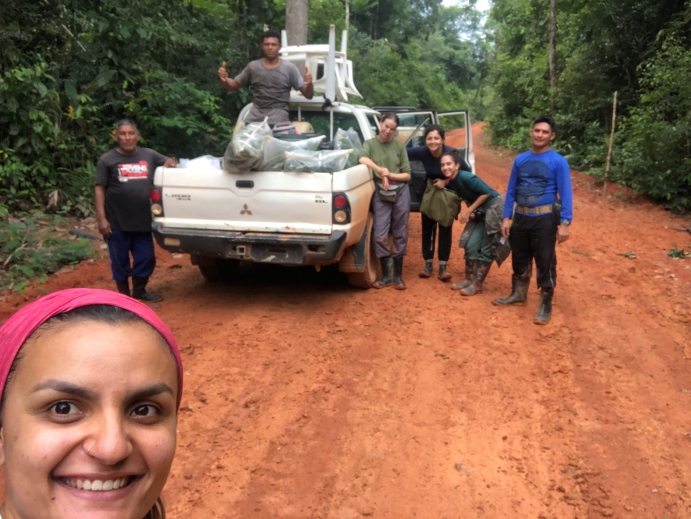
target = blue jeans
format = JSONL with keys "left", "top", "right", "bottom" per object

{"left": 106, "top": 230, "right": 156, "bottom": 282}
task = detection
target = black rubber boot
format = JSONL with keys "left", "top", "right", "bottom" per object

{"left": 132, "top": 276, "right": 162, "bottom": 302}
{"left": 452, "top": 260, "right": 476, "bottom": 291}
{"left": 493, "top": 269, "right": 531, "bottom": 307}
{"left": 374, "top": 256, "right": 394, "bottom": 289}
{"left": 534, "top": 287, "right": 554, "bottom": 325}
{"left": 461, "top": 261, "right": 492, "bottom": 296}
{"left": 419, "top": 260, "right": 434, "bottom": 278}
{"left": 115, "top": 280, "right": 131, "bottom": 297}
{"left": 393, "top": 256, "right": 406, "bottom": 290}
{"left": 438, "top": 261, "right": 452, "bottom": 282}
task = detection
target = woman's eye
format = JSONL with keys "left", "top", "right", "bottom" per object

{"left": 50, "top": 402, "right": 78, "bottom": 415}
{"left": 132, "top": 405, "right": 158, "bottom": 417}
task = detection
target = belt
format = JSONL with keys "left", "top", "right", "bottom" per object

{"left": 516, "top": 204, "right": 553, "bottom": 215}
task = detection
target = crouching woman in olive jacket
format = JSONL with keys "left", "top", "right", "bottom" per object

{"left": 439, "top": 150, "right": 506, "bottom": 296}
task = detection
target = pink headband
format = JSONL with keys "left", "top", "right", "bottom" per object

{"left": 0, "top": 289, "right": 183, "bottom": 408}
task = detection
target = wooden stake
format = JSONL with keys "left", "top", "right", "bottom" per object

{"left": 604, "top": 91, "right": 618, "bottom": 195}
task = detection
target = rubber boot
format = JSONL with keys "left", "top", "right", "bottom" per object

{"left": 393, "top": 256, "right": 406, "bottom": 290}
{"left": 438, "top": 261, "right": 452, "bottom": 282}
{"left": 374, "top": 256, "right": 394, "bottom": 289}
{"left": 452, "top": 260, "right": 476, "bottom": 291}
{"left": 534, "top": 287, "right": 554, "bottom": 325}
{"left": 460, "top": 261, "right": 492, "bottom": 296}
{"left": 132, "top": 276, "right": 162, "bottom": 302}
{"left": 493, "top": 274, "right": 530, "bottom": 307}
{"left": 115, "top": 280, "right": 131, "bottom": 297}
{"left": 419, "top": 259, "right": 434, "bottom": 278}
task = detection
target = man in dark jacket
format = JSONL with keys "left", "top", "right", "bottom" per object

{"left": 95, "top": 119, "right": 177, "bottom": 300}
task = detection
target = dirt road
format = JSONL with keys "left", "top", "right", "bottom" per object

{"left": 2, "top": 124, "right": 691, "bottom": 518}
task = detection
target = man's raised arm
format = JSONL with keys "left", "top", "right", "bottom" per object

{"left": 218, "top": 61, "right": 242, "bottom": 92}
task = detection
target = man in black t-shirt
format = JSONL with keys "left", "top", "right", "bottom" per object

{"left": 95, "top": 119, "right": 177, "bottom": 300}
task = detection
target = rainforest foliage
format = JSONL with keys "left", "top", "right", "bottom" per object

{"left": 0, "top": 0, "right": 488, "bottom": 214}
{"left": 489, "top": 0, "right": 691, "bottom": 212}
{"left": 2, "top": 0, "right": 691, "bottom": 214}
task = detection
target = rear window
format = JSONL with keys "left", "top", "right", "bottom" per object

{"left": 288, "top": 111, "right": 364, "bottom": 143}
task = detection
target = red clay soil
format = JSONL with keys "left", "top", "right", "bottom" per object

{"left": 1, "top": 123, "right": 691, "bottom": 518}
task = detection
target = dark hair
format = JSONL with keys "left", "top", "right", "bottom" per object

{"left": 381, "top": 112, "right": 400, "bottom": 127}
{"left": 533, "top": 115, "right": 556, "bottom": 133}
{"left": 144, "top": 498, "right": 166, "bottom": 519}
{"left": 262, "top": 30, "right": 281, "bottom": 43}
{"left": 441, "top": 148, "right": 460, "bottom": 164}
{"left": 0, "top": 305, "right": 170, "bottom": 518}
{"left": 115, "top": 119, "right": 138, "bottom": 132}
{"left": 424, "top": 124, "right": 445, "bottom": 141}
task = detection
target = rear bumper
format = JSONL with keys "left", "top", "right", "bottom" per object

{"left": 152, "top": 222, "right": 347, "bottom": 266}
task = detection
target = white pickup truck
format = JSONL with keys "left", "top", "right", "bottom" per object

{"left": 151, "top": 97, "right": 381, "bottom": 288}
{"left": 150, "top": 26, "right": 473, "bottom": 289}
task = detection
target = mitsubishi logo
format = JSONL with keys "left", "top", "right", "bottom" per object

{"left": 240, "top": 204, "right": 252, "bottom": 215}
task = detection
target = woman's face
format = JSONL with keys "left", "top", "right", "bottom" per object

{"left": 425, "top": 130, "right": 444, "bottom": 153}
{"left": 441, "top": 155, "right": 459, "bottom": 178}
{"left": 0, "top": 320, "right": 179, "bottom": 519}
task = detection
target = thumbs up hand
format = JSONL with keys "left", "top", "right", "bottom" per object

{"left": 303, "top": 66, "right": 313, "bottom": 84}
{"left": 218, "top": 61, "right": 229, "bottom": 81}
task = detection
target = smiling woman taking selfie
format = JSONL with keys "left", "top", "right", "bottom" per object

{"left": 0, "top": 288, "right": 183, "bottom": 519}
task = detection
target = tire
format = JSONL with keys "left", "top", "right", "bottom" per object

{"left": 345, "top": 214, "right": 378, "bottom": 289}
{"left": 198, "top": 257, "right": 239, "bottom": 283}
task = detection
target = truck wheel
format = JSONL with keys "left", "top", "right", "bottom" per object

{"left": 344, "top": 213, "right": 378, "bottom": 289}
{"left": 198, "top": 257, "right": 239, "bottom": 283}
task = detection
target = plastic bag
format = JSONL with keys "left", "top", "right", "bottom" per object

{"left": 179, "top": 155, "right": 221, "bottom": 171}
{"left": 259, "top": 135, "right": 326, "bottom": 171}
{"left": 334, "top": 127, "right": 363, "bottom": 168}
{"left": 223, "top": 118, "right": 271, "bottom": 173}
{"left": 284, "top": 149, "right": 352, "bottom": 173}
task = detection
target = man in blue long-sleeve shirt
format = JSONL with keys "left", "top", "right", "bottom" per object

{"left": 493, "top": 115, "right": 573, "bottom": 325}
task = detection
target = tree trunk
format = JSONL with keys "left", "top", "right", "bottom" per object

{"left": 549, "top": 0, "right": 557, "bottom": 111}
{"left": 285, "top": 0, "right": 308, "bottom": 45}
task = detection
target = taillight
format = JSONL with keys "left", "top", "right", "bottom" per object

{"left": 151, "top": 187, "right": 164, "bottom": 217}
{"left": 332, "top": 193, "right": 351, "bottom": 224}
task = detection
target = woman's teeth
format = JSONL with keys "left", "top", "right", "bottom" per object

{"left": 63, "top": 477, "right": 130, "bottom": 491}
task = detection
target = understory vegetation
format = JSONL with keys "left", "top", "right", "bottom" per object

{"left": 0, "top": 213, "right": 93, "bottom": 292}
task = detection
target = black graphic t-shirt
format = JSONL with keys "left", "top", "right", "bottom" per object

{"left": 95, "top": 148, "right": 167, "bottom": 232}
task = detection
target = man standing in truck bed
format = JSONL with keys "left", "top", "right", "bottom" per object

{"left": 217, "top": 30, "right": 314, "bottom": 126}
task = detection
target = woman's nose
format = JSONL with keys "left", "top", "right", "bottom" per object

{"left": 86, "top": 415, "right": 133, "bottom": 465}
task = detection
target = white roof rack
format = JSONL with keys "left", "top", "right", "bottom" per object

{"left": 280, "top": 25, "right": 362, "bottom": 102}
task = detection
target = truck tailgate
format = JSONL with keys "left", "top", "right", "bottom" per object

{"left": 154, "top": 168, "right": 333, "bottom": 235}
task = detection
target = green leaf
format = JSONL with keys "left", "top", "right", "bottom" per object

{"left": 65, "top": 79, "right": 79, "bottom": 105}
{"left": 93, "top": 70, "right": 117, "bottom": 89}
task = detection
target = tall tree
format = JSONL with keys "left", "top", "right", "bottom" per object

{"left": 286, "top": 0, "right": 308, "bottom": 45}
{"left": 549, "top": 0, "right": 557, "bottom": 111}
